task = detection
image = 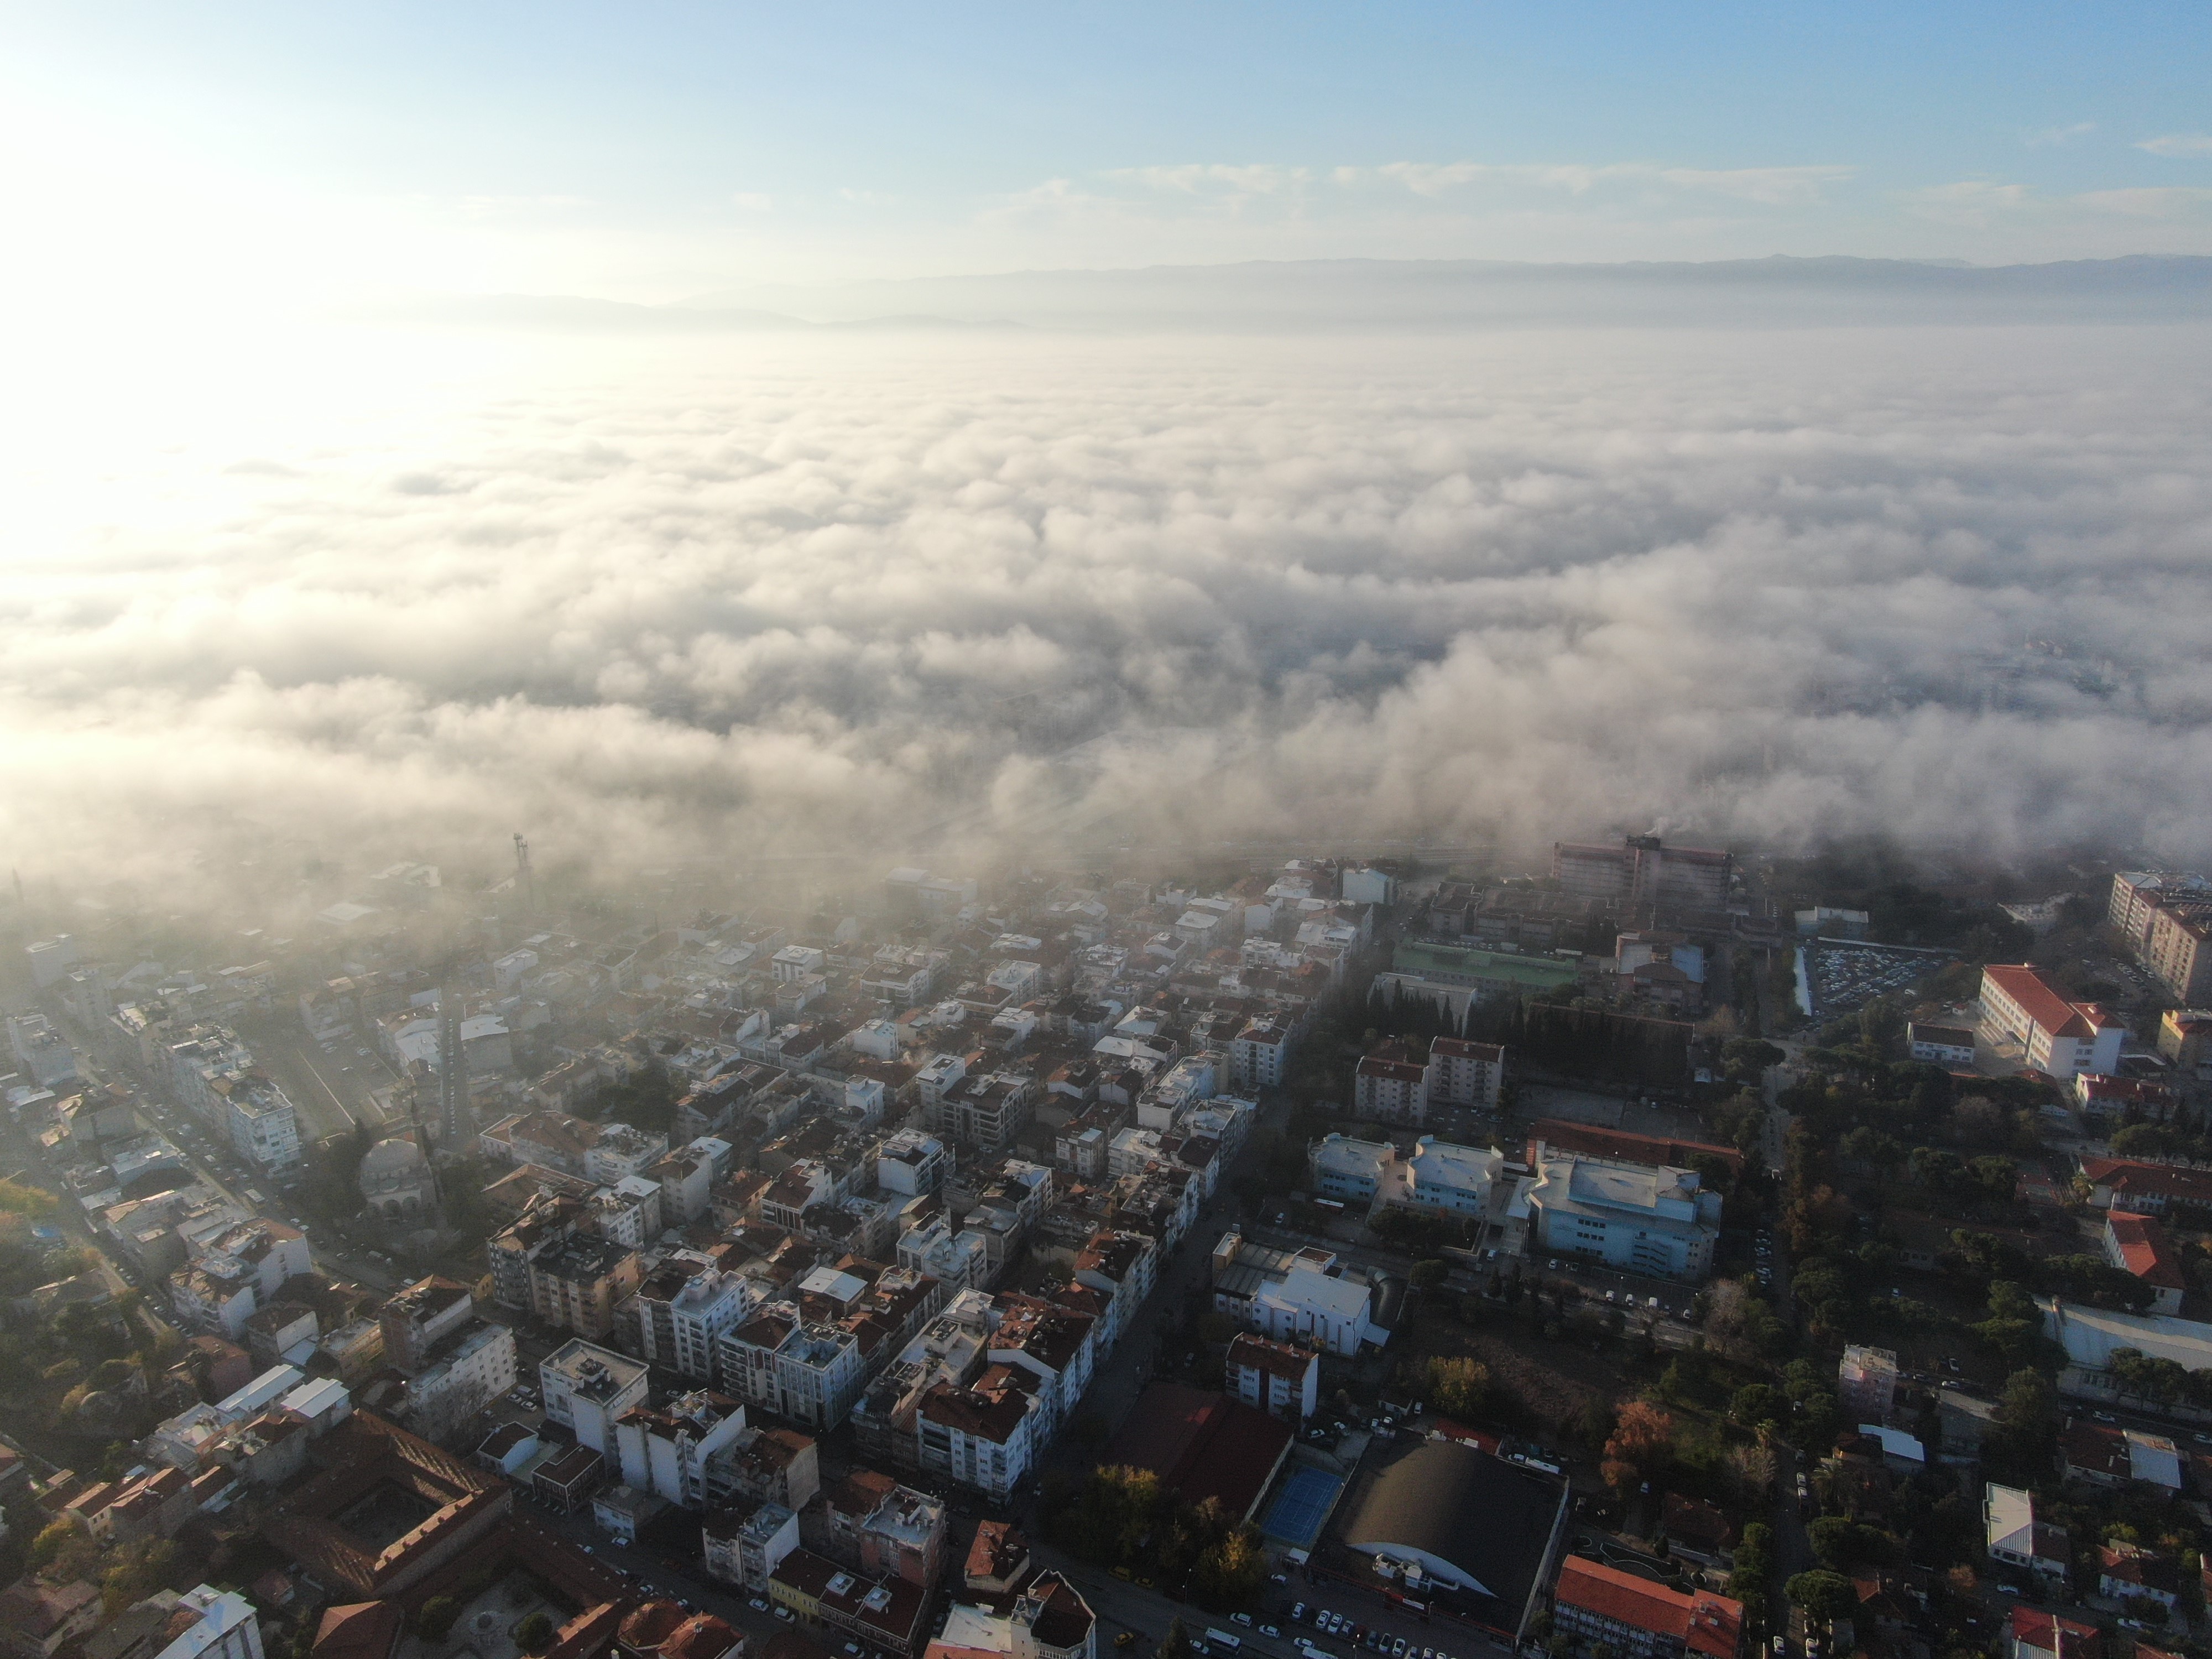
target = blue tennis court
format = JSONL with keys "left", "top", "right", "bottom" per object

{"left": 1261, "top": 1466, "right": 1343, "bottom": 1547}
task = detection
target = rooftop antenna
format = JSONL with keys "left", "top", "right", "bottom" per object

{"left": 513, "top": 832, "right": 535, "bottom": 912}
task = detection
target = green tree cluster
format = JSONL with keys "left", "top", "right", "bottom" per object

{"left": 1981, "top": 1368, "right": 2060, "bottom": 1485}
{"left": 1807, "top": 1517, "right": 1897, "bottom": 1572}
{"left": 1054, "top": 1468, "right": 1266, "bottom": 1609}
{"left": 1972, "top": 1281, "right": 2046, "bottom": 1367}
{"left": 1418, "top": 1356, "right": 1490, "bottom": 1421}
{"left": 1730, "top": 1522, "right": 1775, "bottom": 1639}
{"left": 1785, "top": 1569, "right": 1858, "bottom": 1626}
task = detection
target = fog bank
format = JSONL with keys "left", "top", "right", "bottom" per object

{"left": 4, "top": 319, "right": 2210, "bottom": 907}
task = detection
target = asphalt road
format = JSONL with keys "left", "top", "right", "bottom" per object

{"left": 1030, "top": 1540, "right": 1515, "bottom": 1659}
{"left": 513, "top": 1490, "right": 796, "bottom": 1647}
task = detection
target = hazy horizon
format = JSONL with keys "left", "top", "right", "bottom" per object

{"left": 4, "top": 4, "right": 2211, "bottom": 917}
{"left": 6, "top": 305, "right": 2212, "bottom": 919}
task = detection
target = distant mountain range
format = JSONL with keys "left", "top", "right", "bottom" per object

{"left": 353, "top": 254, "right": 2212, "bottom": 333}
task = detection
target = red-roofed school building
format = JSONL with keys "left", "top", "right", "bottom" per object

{"left": 2104, "top": 1211, "right": 2188, "bottom": 1314}
{"left": 1978, "top": 964, "right": 2124, "bottom": 1081}
{"left": 1552, "top": 1557, "right": 1743, "bottom": 1659}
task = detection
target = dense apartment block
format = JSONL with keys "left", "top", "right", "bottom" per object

{"left": 1552, "top": 834, "right": 1734, "bottom": 910}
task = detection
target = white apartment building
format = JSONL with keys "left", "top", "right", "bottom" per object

{"left": 899, "top": 1221, "right": 991, "bottom": 1295}
{"left": 7, "top": 1012, "right": 79, "bottom": 1088}
{"left": 1979, "top": 964, "right": 2126, "bottom": 1081}
{"left": 635, "top": 1262, "right": 761, "bottom": 1379}
{"left": 1070, "top": 1230, "right": 1157, "bottom": 1353}
{"left": 1228, "top": 1016, "right": 1294, "bottom": 1092}
{"left": 152, "top": 1588, "right": 263, "bottom": 1659}
{"left": 195, "top": 1218, "right": 312, "bottom": 1302}
{"left": 1424, "top": 1036, "right": 1505, "bottom": 1110}
{"left": 915, "top": 1053, "right": 969, "bottom": 1114}
{"left": 590, "top": 1176, "right": 664, "bottom": 1249}
{"left": 718, "top": 1308, "right": 868, "bottom": 1430}
{"left": 944, "top": 1075, "right": 1034, "bottom": 1154}
{"left": 877, "top": 1130, "right": 948, "bottom": 1197}
{"left": 225, "top": 1079, "right": 301, "bottom": 1171}
{"left": 987, "top": 1300, "right": 1097, "bottom": 1435}
{"left": 403, "top": 1319, "right": 518, "bottom": 1446}
{"left": 1353, "top": 1055, "right": 1428, "bottom": 1125}
{"left": 615, "top": 1390, "right": 750, "bottom": 1509}
{"left": 541, "top": 1338, "right": 651, "bottom": 1453}
{"left": 586, "top": 1123, "right": 671, "bottom": 1185}
{"left": 652, "top": 1150, "right": 715, "bottom": 1225}
{"left": 1526, "top": 1156, "right": 1723, "bottom": 1281}
{"left": 1108, "top": 1127, "right": 1166, "bottom": 1178}
{"left": 1209, "top": 1231, "right": 1379, "bottom": 1357}
{"left": 917, "top": 1368, "right": 1042, "bottom": 1503}
{"left": 1225, "top": 1332, "right": 1321, "bottom": 1421}
{"left": 772, "top": 945, "right": 827, "bottom": 983}
{"left": 706, "top": 1500, "right": 802, "bottom": 1590}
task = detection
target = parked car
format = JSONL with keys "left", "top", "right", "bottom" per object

{"left": 749, "top": 1599, "right": 770, "bottom": 1613}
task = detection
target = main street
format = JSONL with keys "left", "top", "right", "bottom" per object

{"left": 1030, "top": 1540, "right": 1519, "bottom": 1659}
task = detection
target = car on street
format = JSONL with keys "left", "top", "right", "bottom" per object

{"left": 1260, "top": 1629, "right": 1280, "bottom": 1640}
{"left": 1232, "top": 1615, "right": 1252, "bottom": 1627}
{"left": 747, "top": 1599, "right": 770, "bottom": 1613}
{"left": 774, "top": 1608, "right": 795, "bottom": 1623}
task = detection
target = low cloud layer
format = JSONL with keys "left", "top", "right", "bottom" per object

{"left": 6, "top": 316, "right": 2212, "bottom": 911}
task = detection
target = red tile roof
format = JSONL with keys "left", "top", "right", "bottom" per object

{"left": 2060, "top": 1421, "right": 2132, "bottom": 1481}
{"left": 618, "top": 1602, "right": 688, "bottom": 1651}
{"left": 2081, "top": 1159, "right": 2212, "bottom": 1208}
{"left": 1103, "top": 1381, "right": 1295, "bottom": 1522}
{"left": 1554, "top": 1558, "right": 1743, "bottom": 1659}
{"left": 2107, "top": 1211, "right": 2187, "bottom": 1290}
{"left": 1357, "top": 1057, "right": 1428, "bottom": 1086}
{"left": 312, "top": 1602, "right": 404, "bottom": 1659}
{"left": 1984, "top": 964, "right": 2116, "bottom": 1041}
{"left": 1526, "top": 1120, "right": 1742, "bottom": 1175}
{"left": 1428, "top": 1037, "right": 1503, "bottom": 1062}
{"left": 2008, "top": 1606, "right": 2099, "bottom": 1655}
{"left": 660, "top": 1614, "right": 744, "bottom": 1659}
{"left": 1227, "top": 1333, "right": 1317, "bottom": 1384}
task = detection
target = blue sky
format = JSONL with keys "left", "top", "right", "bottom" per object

{"left": 6, "top": 2, "right": 2212, "bottom": 301}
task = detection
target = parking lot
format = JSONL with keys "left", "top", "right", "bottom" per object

{"left": 1802, "top": 940, "right": 1950, "bottom": 1020}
